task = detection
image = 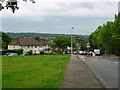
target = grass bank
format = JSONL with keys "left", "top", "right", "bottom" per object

{"left": 2, "top": 55, "right": 71, "bottom": 88}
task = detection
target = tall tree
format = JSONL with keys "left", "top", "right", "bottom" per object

{"left": 0, "top": 31, "right": 12, "bottom": 49}
{"left": 86, "top": 13, "right": 120, "bottom": 55}
{"left": 0, "top": 0, "right": 35, "bottom": 13}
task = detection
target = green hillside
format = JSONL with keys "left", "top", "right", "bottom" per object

{"left": 6, "top": 32, "right": 89, "bottom": 40}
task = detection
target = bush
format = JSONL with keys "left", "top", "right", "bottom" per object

{"left": 116, "top": 52, "right": 120, "bottom": 56}
{"left": 7, "top": 48, "right": 23, "bottom": 55}
{"left": 40, "top": 51, "right": 44, "bottom": 55}
{"left": 27, "top": 51, "right": 32, "bottom": 55}
{"left": 57, "top": 50, "right": 62, "bottom": 54}
{"left": 44, "top": 52, "right": 54, "bottom": 55}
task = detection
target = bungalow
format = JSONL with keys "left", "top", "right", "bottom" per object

{"left": 8, "top": 38, "right": 43, "bottom": 54}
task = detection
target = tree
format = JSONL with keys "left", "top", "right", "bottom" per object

{"left": 0, "top": 0, "right": 35, "bottom": 13}
{"left": 53, "top": 36, "right": 71, "bottom": 49}
{"left": 86, "top": 13, "right": 120, "bottom": 55}
{"left": 0, "top": 31, "right": 12, "bottom": 49}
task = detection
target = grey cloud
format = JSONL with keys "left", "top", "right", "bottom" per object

{"left": 56, "top": 2, "right": 95, "bottom": 10}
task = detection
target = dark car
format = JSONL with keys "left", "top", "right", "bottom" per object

{"left": 21, "top": 53, "right": 30, "bottom": 56}
{"left": 5, "top": 53, "right": 10, "bottom": 56}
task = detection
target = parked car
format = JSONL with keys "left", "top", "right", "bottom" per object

{"left": 73, "top": 51, "right": 77, "bottom": 55}
{"left": 21, "top": 53, "right": 30, "bottom": 56}
{"left": 94, "top": 49, "right": 100, "bottom": 56}
{"left": 66, "top": 51, "right": 71, "bottom": 54}
{"left": 8, "top": 53, "right": 18, "bottom": 56}
{"left": 54, "top": 52, "right": 57, "bottom": 55}
{"left": 44, "top": 50, "right": 52, "bottom": 53}
{"left": 89, "top": 51, "right": 93, "bottom": 56}
{"left": 79, "top": 51, "right": 84, "bottom": 55}
{"left": 5, "top": 53, "right": 11, "bottom": 56}
{"left": 83, "top": 51, "right": 88, "bottom": 55}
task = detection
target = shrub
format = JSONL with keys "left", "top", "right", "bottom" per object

{"left": 27, "top": 51, "right": 32, "bottom": 55}
{"left": 57, "top": 50, "right": 62, "bottom": 54}
{"left": 50, "top": 52, "right": 54, "bottom": 55}
{"left": 40, "top": 51, "right": 44, "bottom": 55}
{"left": 116, "top": 52, "right": 120, "bottom": 56}
{"left": 6, "top": 48, "right": 23, "bottom": 55}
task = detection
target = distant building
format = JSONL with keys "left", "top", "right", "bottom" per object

{"left": 8, "top": 38, "right": 43, "bottom": 54}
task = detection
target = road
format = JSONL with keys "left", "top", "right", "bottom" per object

{"left": 79, "top": 55, "right": 119, "bottom": 88}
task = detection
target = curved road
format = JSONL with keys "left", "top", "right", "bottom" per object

{"left": 80, "top": 55, "right": 119, "bottom": 88}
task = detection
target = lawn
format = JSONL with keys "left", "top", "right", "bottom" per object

{"left": 2, "top": 55, "right": 71, "bottom": 88}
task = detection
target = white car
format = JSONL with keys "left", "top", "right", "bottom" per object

{"left": 79, "top": 51, "right": 84, "bottom": 55}
{"left": 73, "top": 51, "right": 77, "bottom": 55}
{"left": 8, "top": 53, "right": 18, "bottom": 56}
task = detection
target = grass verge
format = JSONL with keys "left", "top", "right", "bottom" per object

{"left": 2, "top": 55, "right": 71, "bottom": 88}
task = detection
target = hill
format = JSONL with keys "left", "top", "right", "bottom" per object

{"left": 6, "top": 32, "right": 89, "bottom": 40}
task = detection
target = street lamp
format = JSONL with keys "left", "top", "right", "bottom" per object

{"left": 71, "top": 27, "right": 74, "bottom": 55}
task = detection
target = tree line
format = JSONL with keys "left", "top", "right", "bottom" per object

{"left": 86, "top": 13, "right": 120, "bottom": 56}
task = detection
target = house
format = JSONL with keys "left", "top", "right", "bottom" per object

{"left": 35, "top": 37, "right": 51, "bottom": 51}
{"left": 8, "top": 38, "right": 43, "bottom": 54}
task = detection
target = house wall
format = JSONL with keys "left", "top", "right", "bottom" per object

{"left": 22, "top": 46, "right": 43, "bottom": 54}
{"left": 8, "top": 45, "right": 44, "bottom": 54}
{"left": 8, "top": 45, "right": 20, "bottom": 50}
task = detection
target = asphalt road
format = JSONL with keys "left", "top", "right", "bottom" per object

{"left": 80, "top": 55, "right": 119, "bottom": 88}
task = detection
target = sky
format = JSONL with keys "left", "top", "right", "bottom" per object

{"left": 0, "top": 0, "right": 119, "bottom": 35}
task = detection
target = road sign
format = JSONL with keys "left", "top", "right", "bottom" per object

{"left": 87, "top": 42, "right": 90, "bottom": 47}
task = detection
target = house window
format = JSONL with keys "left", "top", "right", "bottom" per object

{"left": 34, "top": 50, "right": 36, "bottom": 53}
{"left": 13, "top": 45, "right": 15, "bottom": 48}
{"left": 22, "top": 46, "right": 25, "bottom": 49}
{"left": 31, "top": 46, "right": 33, "bottom": 48}
{"left": 39, "top": 45, "right": 42, "bottom": 48}
{"left": 35, "top": 46, "right": 37, "bottom": 48}
{"left": 27, "top": 46, "right": 30, "bottom": 48}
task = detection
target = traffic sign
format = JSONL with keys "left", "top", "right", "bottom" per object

{"left": 87, "top": 42, "right": 90, "bottom": 47}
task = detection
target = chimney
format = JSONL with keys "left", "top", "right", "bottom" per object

{"left": 17, "top": 38, "right": 20, "bottom": 45}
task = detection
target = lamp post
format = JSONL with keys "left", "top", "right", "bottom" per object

{"left": 71, "top": 27, "right": 74, "bottom": 55}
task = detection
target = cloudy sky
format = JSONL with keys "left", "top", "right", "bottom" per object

{"left": 0, "top": 0, "right": 119, "bottom": 35}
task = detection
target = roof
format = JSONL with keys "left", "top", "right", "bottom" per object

{"left": 36, "top": 37, "right": 51, "bottom": 46}
{"left": 8, "top": 38, "right": 40, "bottom": 46}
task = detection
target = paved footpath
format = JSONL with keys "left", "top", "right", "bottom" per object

{"left": 59, "top": 55, "right": 105, "bottom": 88}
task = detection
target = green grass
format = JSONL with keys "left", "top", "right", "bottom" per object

{"left": 2, "top": 55, "right": 71, "bottom": 88}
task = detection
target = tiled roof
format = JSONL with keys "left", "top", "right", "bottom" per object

{"left": 36, "top": 38, "right": 51, "bottom": 46}
{"left": 8, "top": 38, "right": 40, "bottom": 46}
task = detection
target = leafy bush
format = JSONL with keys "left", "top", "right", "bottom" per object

{"left": 27, "top": 51, "right": 32, "bottom": 55}
{"left": 56, "top": 50, "right": 62, "bottom": 54}
{"left": 116, "top": 52, "right": 120, "bottom": 56}
{"left": 7, "top": 48, "right": 23, "bottom": 55}
{"left": 44, "top": 52, "right": 54, "bottom": 55}
{"left": 40, "top": 51, "right": 44, "bottom": 55}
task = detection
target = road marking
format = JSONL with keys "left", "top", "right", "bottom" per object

{"left": 79, "top": 56, "right": 85, "bottom": 61}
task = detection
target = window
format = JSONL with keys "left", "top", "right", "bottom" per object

{"left": 27, "top": 46, "right": 30, "bottom": 48}
{"left": 31, "top": 46, "right": 33, "bottom": 48}
{"left": 13, "top": 45, "right": 15, "bottom": 48}
{"left": 39, "top": 45, "right": 42, "bottom": 48}
{"left": 22, "top": 46, "right": 25, "bottom": 49}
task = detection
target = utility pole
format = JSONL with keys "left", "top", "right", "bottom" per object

{"left": 71, "top": 27, "right": 74, "bottom": 55}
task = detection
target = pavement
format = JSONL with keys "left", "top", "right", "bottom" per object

{"left": 59, "top": 55, "right": 105, "bottom": 88}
